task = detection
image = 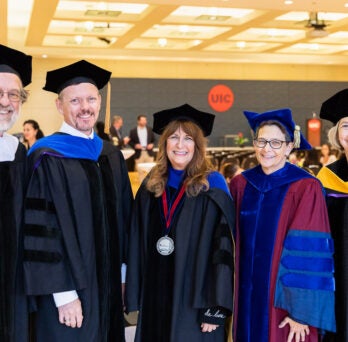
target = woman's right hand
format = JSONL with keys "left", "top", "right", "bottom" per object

{"left": 279, "top": 316, "right": 310, "bottom": 342}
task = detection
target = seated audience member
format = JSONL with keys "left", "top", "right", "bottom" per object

{"left": 303, "top": 148, "right": 322, "bottom": 175}
{"left": 221, "top": 162, "right": 244, "bottom": 184}
{"left": 320, "top": 143, "right": 337, "bottom": 166}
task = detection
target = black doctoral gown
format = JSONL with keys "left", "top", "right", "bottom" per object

{"left": 126, "top": 180, "right": 235, "bottom": 342}
{"left": 317, "top": 157, "right": 348, "bottom": 342}
{"left": 0, "top": 142, "right": 28, "bottom": 342}
{"left": 23, "top": 137, "right": 133, "bottom": 342}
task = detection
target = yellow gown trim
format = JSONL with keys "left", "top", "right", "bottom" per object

{"left": 317, "top": 166, "right": 348, "bottom": 194}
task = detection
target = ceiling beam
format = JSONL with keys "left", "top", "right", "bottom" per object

{"left": 0, "top": 0, "right": 8, "bottom": 45}
{"left": 112, "top": 4, "right": 178, "bottom": 48}
{"left": 26, "top": 0, "right": 59, "bottom": 46}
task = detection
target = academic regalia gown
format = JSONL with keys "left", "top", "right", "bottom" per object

{"left": 230, "top": 163, "right": 335, "bottom": 342}
{"left": 317, "top": 157, "right": 348, "bottom": 342}
{"left": 126, "top": 170, "right": 235, "bottom": 342}
{"left": 0, "top": 143, "right": 28, "bottom": 342}
{"left": 23, "top": 133, "right": 133, "bottom": 342}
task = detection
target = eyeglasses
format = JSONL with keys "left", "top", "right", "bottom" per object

{"left": 0, "top": 90, "right": 21, "bottom": 102}
{"left": 253, "top": 138, "right": 288, "bottom": 149}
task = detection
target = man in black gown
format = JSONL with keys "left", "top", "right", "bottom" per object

{"left": 0, "top": 44, "right": 31, "bottom": 342}
{"left": 23, "top": 60, "right": 133, "bottom": 341}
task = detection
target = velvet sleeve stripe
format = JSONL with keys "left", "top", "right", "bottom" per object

{"left": 25, "top": 198, "right": 56, "bottom": 213}
{"left": 284, "top": 233, "right": 334, "bottom": 253}
{"left": 24, "top": 224, "right": 61, "bottom": 239}
{"left": 24, "top": 250, "right": 62, "bottom": 263}
{"left": 281, "top": 255, "right": 334, "bottom": 273}
{"left": 275, "top": 229, "right": 336, "bottom": 331}
{"left": 212, "top": 250, "right": 233, "bottom": 268}
{"left": 280, "top": 273, "right": 335, "bottom": 291}
{"left": 214, "top": 223, "right": 232, "bottom": 239}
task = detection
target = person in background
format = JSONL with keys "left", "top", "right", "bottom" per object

{"left": 302, "top": 148, "right": 322, "bottom": 176}
{"left": 0, "top": 44, "right": 31, "bottom": 342}
{"left": 109, "top": 115, "right": 130, "bottom": 149}
{"left": 288, "top": 152, "right": 300, "bottom": 165}
{"left": 320, "top": 143, "right": 337, "bottom": 166}
{"left": 128, "top": 114, "right": 155, "bottom": 170}
{"left": 23, "top": 60, "right": 133, "bottom": 341}
{"left": 230, "top": 108, "right": 335, "bottom": 342}
{"left": 126, "top": 103, "right": 235, "bottom": 341}
{"left": 23, "top": 119, "right": 44, "bottom": 150}
{"left": 317, "top": 88, "right": 348, "bottom": 341}
{"left": 95, "top": 120, "right": 111, "bottom": 141}
{"left": 221, "top": 162, "right": 244, "bottom": 184}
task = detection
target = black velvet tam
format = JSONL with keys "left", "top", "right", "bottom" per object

{"left": 43, "top": 60, "right": 111, "bottom": 94}
{"left": 152, "top": 103, "right": 215, "bottom": 137}
{"left": 0, "top": 44, "right": 32, "bottom": 86}
{"left": 320, "top": 89, "right": 348, "bottom": 124}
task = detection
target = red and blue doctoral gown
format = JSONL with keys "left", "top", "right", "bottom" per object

{"left": 230, "top": 162, "right": 335, "bottom": 342}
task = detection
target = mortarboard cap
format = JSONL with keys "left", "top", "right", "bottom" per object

{"left": 43, "top": 60, "right": 111, "bottom": 94}
{"left": 153, "top": 103, "right": 215, "bottom": 137}
{"left": 0, "top": 44, "right": 32, "bottom": 87}
{"left": 244, "top": 108, "right": 312, "bottom": 150}
{"left": 320, "top": 89, "right": 348, "bottom": 124}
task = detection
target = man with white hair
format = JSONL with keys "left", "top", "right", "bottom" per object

{"left": 0, "top": 44, "right": 32, "bottom": 342}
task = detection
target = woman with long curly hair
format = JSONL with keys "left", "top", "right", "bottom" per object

{"left": 126, "top": 103, "right": 235, "bottom": 342}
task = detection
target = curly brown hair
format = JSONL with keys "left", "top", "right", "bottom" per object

{"left": 146, "top": 120, "right": 214, "bottom": 197}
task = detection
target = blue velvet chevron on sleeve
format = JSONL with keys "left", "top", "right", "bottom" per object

{"left": 274, "top": 229, "right": 336, "bottom": 332}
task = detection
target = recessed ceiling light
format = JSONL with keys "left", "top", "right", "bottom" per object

{"left": 41, "top": 54, "right": 48, "bottom": 58}
{"left": 192, "top": 40, "right": 202, "bottom": 46}
{"left": 345, "top": 3, "right": 348, "bottom": 8}
{"left": 84, "top": 21, "right": 94, "bottom": 31}
{"left": 158, "top": 38, "right": 167, "bottom": 47}
{"left": 236, "top": 41, "right": 246, "bottom": 48}
{"left": 284, "top": 0, "right": 293, "bottom": 5}
{"left": 74, "top": 35, "right": 83, "bottom": 44}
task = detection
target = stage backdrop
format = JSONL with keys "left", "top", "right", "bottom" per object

{"left": 99, "top": 78, "right": 347, "bottom": 147}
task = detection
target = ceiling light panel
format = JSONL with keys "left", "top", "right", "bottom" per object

{"left": 126, "top": 38, "right": 202, "bottom": 50}
{"left": 43, "top": 34, "right": 116, "bottom": 47}
{"left": 7, "top": 0, "right": 33, "bottom": 27}
{"left": 309, "top": 31, "right": 348, "bottom": 44}
{"left": 275, "top": 11, "right": 348, "bottom": 22}
{"left": 204, "top": 41, "right": 281, "bottom": 52}
{"left": 163, "top": 6, "right": 263, "bottom": 25}
{"left": 55, "top": 1, "right": 148, "bottom": 19}
{"left": 48, "top": 20, "right": 132, "bottom": 36}
{"left": 277, "top": 43, "right": 348, "bottom": 54}
{"left": 228, "top": 28, "right": 305, "bottom": 42}
{"left": 142, "top": 25, "right": 231, "bottom": 39}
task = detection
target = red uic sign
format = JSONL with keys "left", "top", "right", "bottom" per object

{"left": 208, "top": 84, "right": 234, "bottom": 112}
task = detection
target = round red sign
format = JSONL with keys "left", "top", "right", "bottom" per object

{"left": 208, "top": 84, "right": 234, "bottom": 112}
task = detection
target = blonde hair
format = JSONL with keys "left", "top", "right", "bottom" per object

{"left": 328, "top": 122, "right": 343, "bottom": 151}
{"left": 146, "top": 120, "right": 214, "bottom": 197}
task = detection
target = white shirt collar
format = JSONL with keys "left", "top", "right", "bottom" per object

{"left": 59, "top": 122, "right": 94, "bottom": 139}
{"left": 0, "top": 133, "right": 19, "bottom": 162}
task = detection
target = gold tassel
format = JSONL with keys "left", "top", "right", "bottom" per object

{"left": 104, "top": 81, "right": 111, "bottom": 134}
{"left": 293, "top": 124, "right": 301, "bottom": 148}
